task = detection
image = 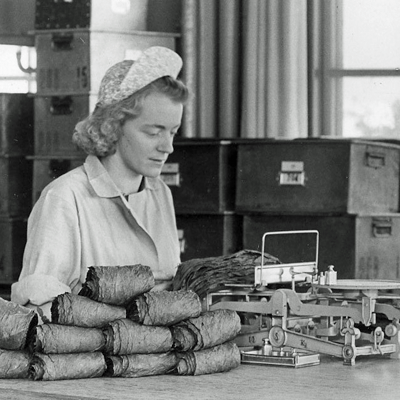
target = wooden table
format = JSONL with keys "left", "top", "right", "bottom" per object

{"left": 0, "top": 354, "right": 398, "bottom": 400}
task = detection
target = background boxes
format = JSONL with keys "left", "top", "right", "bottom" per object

{"left": 242, "top": 213, "right": 400, "bottom": 280}
{"left": 176, "top": 213, "right": 242, "bottom": 262}
{"left": 0, "top": 156, "right": 32, "bottom": 216}
{"left": 162, "top": 139, "right": 238, "bottom": 213}
{"left": 35, "top": 30, "right": 177, "bottom": 96}
{"left": 0, "top": 94, "right": 33, "bottom": 156}
{"left": 0, "top": 217, "right": 27, "bottom": 285}
{"left": 0, "top": 94, "right": 33, "bottom": 293}
{"left": 236, "top": 139, "right": 400, "bottom": 214}
{"left": 0, "top": 0, "right": 35, "bottom": 46}
{"left": 35, "top": 0, "right": 149, "bottom": 31}
{"left": 164, "top": 140, "right": 241, "bottom": 261}
{"left": 34, "top": 94, "right": 94, "bottom": 156}
{"left": 31, "top": 156, "right": 85, "bottom": 204}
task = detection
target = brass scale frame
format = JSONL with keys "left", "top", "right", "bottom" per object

{"left": 207, "top": 231, "right": 400, "bottom": 366}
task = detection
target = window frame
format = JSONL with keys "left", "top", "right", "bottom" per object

{"left": 308, "top": 0, "right": 400, "bottom": 138}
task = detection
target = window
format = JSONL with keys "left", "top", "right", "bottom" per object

{"left": 0, "top": 45, "right": 36, "bottom": 93}
{"left": 310, "top": 0, "right": 400, "bottom": 138}
{"left": 342, "top": 0, "right": 400, "bottom": 138}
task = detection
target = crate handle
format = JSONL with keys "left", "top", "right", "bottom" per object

{"left": 366, "top": 151, "right": 385, "bottom": 169}
{"left": 50, "top": 96, "right": 73, "bottom": 115}
{"left": 51, "top": 33, "right": 74, "bottom": 51}
{"left": 372, "top": 217, "right": 392, "bottom": 238}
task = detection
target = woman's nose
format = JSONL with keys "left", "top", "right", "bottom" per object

{"left": 158, "top": 133, "right": 174, "bottom": 154}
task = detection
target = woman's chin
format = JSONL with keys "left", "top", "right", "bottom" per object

{"left": 144, "top": 168, "right": 163, "bottom": 179}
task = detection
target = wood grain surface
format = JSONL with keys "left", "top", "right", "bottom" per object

{"left": 0, "top": 354, "right": 398, "bottom": 400}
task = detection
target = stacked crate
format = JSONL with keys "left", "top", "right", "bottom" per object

{"left": 161, "top": 139, "right": 243, "bottom": 261}
{"left": 0, "top": 94, "right": 34, "bottom": 294}
{"left": 32, "top": 0, "right": 179, "bottom": 203}
{"left": 235, "top": 138, "right": 400, "bottom": 280}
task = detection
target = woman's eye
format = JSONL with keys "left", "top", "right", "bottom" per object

{"left": 145, "top": 130, "right": 160, "bottom": 136}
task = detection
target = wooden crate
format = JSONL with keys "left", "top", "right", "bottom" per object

{"left": 243, "top": 213, "right": 400, "bottom": 280}
{"left": 161, "top": 139, "right": 238, "bottom": 213}
{"left": 176, "top": 213, "right": 242, "bottom": 262}
{"left": 0, "top": 94, "right": 33, "bottom": 156}
{"left": 35, "top": 30, "right": 177, "bottom": 96}
{"left": 0, "top": 156, "right": 32, "bottom": 217}
{"left": 236, "top": 138, "right": 400, "bottom": 214}
{"left": 35, "top": 0, "right": 148, "bottom": 31}
{"left": 0, "top": 217, "right": 27, "bottom": 284}
{"left": 31, "top": 156, "right": 85, "bottom": 204}
{"left": 34, "top": 94, "right": 94, "bottom": 157}
{"left": 0, "top": 0, "right": 35, "bottom": 46}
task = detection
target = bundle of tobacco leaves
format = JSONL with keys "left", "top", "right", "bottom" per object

{"left": 175, "top": 341, "right": 241, "bottom": 376}
{"left": 172, "top": 249, "right": 281, "bottom": 299}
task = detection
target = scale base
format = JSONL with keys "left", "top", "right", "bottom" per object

{"left": 241, "top": 349, "right": 320, "bottom": 368}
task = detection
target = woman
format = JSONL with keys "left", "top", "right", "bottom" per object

{"left": 11, "top": 46, "right": 189, "bottom": 320}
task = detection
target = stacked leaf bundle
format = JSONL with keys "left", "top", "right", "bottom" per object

{"left": 0, "top": 298, "right": 38, "bottom": 379}
{"left": 16, "top": 264, "right": 241, "bottom": 380}
{"left": 27, "top": 264, "right": 153, "bottom": 381}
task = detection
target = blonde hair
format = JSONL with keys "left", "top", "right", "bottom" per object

{"left": 72, "top": 76, "right": 189, "bottom": 157}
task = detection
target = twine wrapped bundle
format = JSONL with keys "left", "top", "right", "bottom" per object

{"left": 175, "top": 342, "right": 241, "bottom": 376}
{"left": 29, "top": 324, "right": 105, "bottom": 354}
{"left": 126, "top": 289, "right": 202, "bottom": 326}
{"left": 51, "top": 293, "right": 126, "bottom": 328}
{"left": 0, "top": 298, "right": 37, "bottom": 379}
{"left": 0, "top": 348, "right": 31, "bottom": 379}
{"left": 172, "top": 309, "right": 241, "bottom": 352}
{"left": 29, "top": 352, "right": 106, "bottom": 381}
{"left": 0, "top": 297, "right": 38, "bottom": 350}
{"left": 105, "top": 353, "right": 178, "bottom": 378}
{"left": 79, "top": 264, "right": 155, "bottom": 305}
{"left": 103, "top": 318, "right": 173, "bottom": 355}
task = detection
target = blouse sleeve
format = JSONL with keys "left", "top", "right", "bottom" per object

{"left": 11, "top": 189, "right": 82, "bottom": 308}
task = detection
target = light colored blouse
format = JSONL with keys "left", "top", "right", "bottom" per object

{"left": 11, "top": 155, "right": 181, "bottom": 309}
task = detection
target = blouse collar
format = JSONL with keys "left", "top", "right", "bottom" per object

{"left": 83, "top": 155, "right": 159, "bottom": 198}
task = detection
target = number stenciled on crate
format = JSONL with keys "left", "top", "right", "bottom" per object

{"left": 38, "top": 65, "right": 89, "bottom": 92}
{"left": 38, "top": 68, "right": 59, "bottom": 91}
{"left": 76, "top": 66, "right": 89, "bottom": 89}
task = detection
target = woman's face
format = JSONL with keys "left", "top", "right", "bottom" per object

{"left": 116, "top": 92, "right": 183, "bottom": 178}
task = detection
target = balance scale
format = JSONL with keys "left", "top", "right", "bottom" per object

{"left": 207, "top": 230, "right": 400, "bottom": 367}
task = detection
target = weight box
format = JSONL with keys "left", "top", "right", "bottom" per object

{"left": 0, "top": 93, "right": 33, "bottom": 156}
{"left": 34, "top": 94, "right": 94, "bottom": 157}
{"left": 161, "top": 139, "right": 238, "bottom": 213}
{"left": 0, "top": 217, "right": 27, "bottom": 285}
{"left": 35, "top": 30, "right": 177, "bottom": 96}
{"left": 31, "top": 156, "right": 85, "bottom": 204}
{"left": 0, "top": 156, "right": 32, "bottom": 217}
{"left": 35, "top": 0, "right": 148, "bottom": 31}
{"left": 236, "top": 138, "right": 400, "bottom": 214}
{"left": 176, "top": 213, "right": 243, "bottom": 262}
{"left": 242, "top": 213, "right": 400, "bottom": 280}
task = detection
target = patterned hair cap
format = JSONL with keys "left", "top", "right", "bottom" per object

{"left": 97, "top": 46, "right": 183, "bottom": 106}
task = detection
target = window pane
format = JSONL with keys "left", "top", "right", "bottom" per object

{"left": 0, "top": 80, "right": 30, "bottom": 93}
{"left": 342, "top": 77, "right": 400, "bottom": 137}
{"left": 0, "top": 45, "right": 24, "bottom": 76}
{"left": 343, "top": 0, "right": 400, "bottom": 69}
{"left": 0, "top": 45, "right": 36, "bottom": 93}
